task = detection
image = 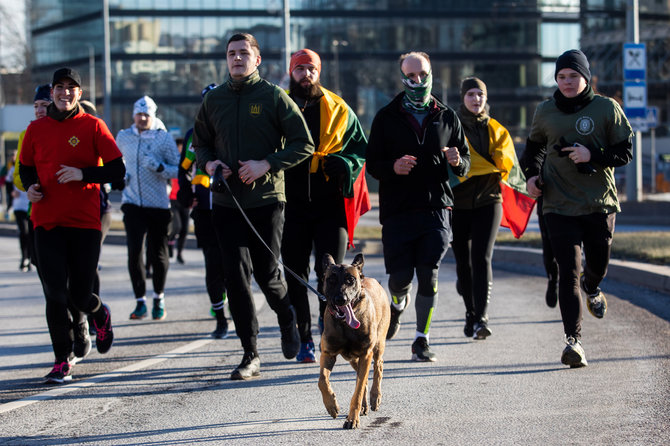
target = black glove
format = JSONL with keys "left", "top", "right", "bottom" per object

{"left": 552, "top": 137, "right": 596, "bottom": 175}
{"left": 323, "top": 156, "right": 347, "bottom": 179}
{"left": 111, "top": 178, "right": 125, "bottom": 191}
{"left": 210, "top": 165, "right": 226, "bottom": 193}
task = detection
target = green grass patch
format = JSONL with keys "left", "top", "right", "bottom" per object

{"left": 496, "top": 231, "right": 670, "bottom": 266}
{"left": 355, "top": 225, "right": 669, "bottom": 266}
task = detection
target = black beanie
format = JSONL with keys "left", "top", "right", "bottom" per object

{"left": 34, "top": 84, "right": 51, "bottom": 103}
{"left": 460, "top": 77, "right": 487, "bottom": 100}
{"left": 554, "top": 49, "right": 591, "bottom": 83}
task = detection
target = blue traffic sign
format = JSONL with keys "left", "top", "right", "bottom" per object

{"left": 623, "top": 43, "right": 646, "bottom": 80}
{"left": 623, "top": 80, "right": 646, "bottom": 119}
{"left": 646, "top": 106, "right": 659, "bottom": 129}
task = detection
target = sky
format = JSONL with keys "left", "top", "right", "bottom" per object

{"left": 0, "top": 0, "right": 27, "bottom": 71}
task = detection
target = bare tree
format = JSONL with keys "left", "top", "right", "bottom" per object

{"left": 0, "top": 0, "right": 33, "bottom": 105}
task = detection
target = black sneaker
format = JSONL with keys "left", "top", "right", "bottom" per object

{"left": 386, "top": 295, "right": 410, "bottom": 340}
{"left": 473, "top": 321, "right": 492, "bottom": 340}
{"left": 411, "top": 337, "right": 437, "bottom": 362}
{"left": 72, "top": 320, "right": 92, "bottom": 360}
{"left": 230, "top": 352, "right": 261, "bottom": 380}
{"left": 463, "top": 311, "right": 475, "bottom": 337}
{"left": 545, "top": 280, "right": 558, "bottom": 308}
{"left": 212, "top": 318, "right": 229, "bottom": 339}
{"left": 94, "top": 304, "right": 114, "bottom": 354}
{"left": 279, "top": 306, "right": 300, "bottom": 359}
{"left": 561, "top": 336, "right": 588, "bottom": 368}
{"left": 44, "top": 361, "right": 72, "bottom": 384}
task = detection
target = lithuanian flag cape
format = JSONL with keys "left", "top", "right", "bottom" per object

{"left": 451, "top": 118, "right": 535, "bottom": 238}
{"left": 313, "top": 88, "right": 370, "bottom": 248}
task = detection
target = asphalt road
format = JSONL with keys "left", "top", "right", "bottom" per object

{"left": 0, "top": 236, "right": 668, "bottom": 445}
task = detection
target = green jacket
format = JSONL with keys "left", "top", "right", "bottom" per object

{"left": 527, "top": 94, "right": 632, "bottom": 216}
{"left": 193, "top": 71, "right": 314, "bottom": 209}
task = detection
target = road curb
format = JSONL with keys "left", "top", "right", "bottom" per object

{"left": 353, "top": 240, "right": 670, "bottom": 296}
{"left": 2, "top": 224, "right": 668, "bottom": 297}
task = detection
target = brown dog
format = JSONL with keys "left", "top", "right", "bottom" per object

{"left": 319, "top": 253, "right": 391, "bottom": 429}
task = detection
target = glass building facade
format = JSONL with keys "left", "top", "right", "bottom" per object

{"left": 31, "top": 0, "right": 584, "bottom": 139}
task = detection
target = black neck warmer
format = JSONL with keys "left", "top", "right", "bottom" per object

{"left": 553, "top": 84, "right": 595, "bottom": 114}
{"left": 47, "top": 102, "right": 81, "bottom": 122}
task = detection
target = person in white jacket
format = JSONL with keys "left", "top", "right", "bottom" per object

{"left": 116, "top": 96, "right": 180, "bottom": 321}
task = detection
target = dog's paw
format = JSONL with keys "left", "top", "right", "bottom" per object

{"left": 360, "top": 400, "right": 369, "bottom": 416}
{"left": 343, "top": 417, "right": 360, "bottom": 429}
{"left": 370, "top": 391, "right": 382, "bottom": 411}
{"left": 325, "top": 401, "right": 340, "bottom": 419}
{"left": 370, "top": 396, "right": 381, "bottom": 411}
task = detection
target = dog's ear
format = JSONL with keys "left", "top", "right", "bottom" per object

{"left": 322, "top": 253, "right": 336, "bottom": 274}
{"left": 352, "top": 253, "right": 364, "bottom": 273}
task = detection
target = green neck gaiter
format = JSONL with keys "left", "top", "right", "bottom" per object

{"left": 401, "top": 70, "right": 433, "bottom": 112}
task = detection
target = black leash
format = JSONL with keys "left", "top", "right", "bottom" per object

{"left": 215, "top": 167, "right": 327, "bottom": 302}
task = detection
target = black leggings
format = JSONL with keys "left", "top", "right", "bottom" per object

{"left": 14, "top": 210, "right": 31, "bottom": 263}
{"left": 169, "top": 200, "right": 190, "bottom": 255}
{"left": 121, "top": 203, "right": 171, "bottom": 298}
{"left": 451, "top": 202, "right": 502, "bottom": 322}
{"left": 544, "top": 212, "right": 615, "bottom": 338}
{"left": 282, "top": 202, "right": 348, "bottom": 342}
{"left": 192, "top": 209, "right": 226, "bottom": 307}
{"left": 34, "top": 226, "right": 102, "bottom": 361}
{"left": 536, "top": 197, "right": 558, "bottom": 284}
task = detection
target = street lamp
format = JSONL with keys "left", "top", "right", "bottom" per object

{"left": 332, "top": 39, "right": 348, "bottom": 96}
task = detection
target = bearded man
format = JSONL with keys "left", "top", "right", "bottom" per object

{"left": 281, "top": 48, "right": 370, "bottom": 363}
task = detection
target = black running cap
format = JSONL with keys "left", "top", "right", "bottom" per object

{"left": 52, "top": 68, "right": 82, "bottom": 87}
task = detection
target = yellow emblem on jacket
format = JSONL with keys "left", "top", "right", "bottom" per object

{"left": 249, "top": 104, "right": 262, "bottom": 116}
{"left": 68, "top": 136, "right": 80, "bottom": 147}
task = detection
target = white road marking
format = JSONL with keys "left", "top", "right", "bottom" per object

{"left": 0, "top": 337, "right": 214, "bottom": 414}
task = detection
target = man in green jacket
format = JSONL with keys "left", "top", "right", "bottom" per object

{"left": 193, "top": 33, "right": 315, "bottom": 380}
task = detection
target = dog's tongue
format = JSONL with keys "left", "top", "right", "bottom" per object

{"left": 339, "top": 303, "right": 360, "bottom": 329}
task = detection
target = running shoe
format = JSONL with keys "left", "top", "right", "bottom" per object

{"left": 581, "top": 275, "right": 607, "bottom": 318}
{"left": 212, "top": 318, "right": 229, "bottom": 339}
{"left": 129, "top": 300, "right": 147, "bottom": 320}
{"left": 44, "top": 361, "right": 72, "bottom": 384}
{"left": 72, "top": 320, "right": 92, "bottom": 360}
{"left": 152, "top": 298, "right": 166, "bottom": 320}
{"left": 94, "top": 304, "right": 114, "bottom": 354}
{"left": 411, "top": 337, "right": 437, "bottom": 362}
{"left": 296, "top": 341, "right": 316, "bottom": 363}
{"left": 230, "top": 352, "right": 261, "bottom": 380}
{"left": 473, "top": 321, "right": 492, "bottom": 340}
{"left": 561, "top": 336, "right": 588, "bottom": 368}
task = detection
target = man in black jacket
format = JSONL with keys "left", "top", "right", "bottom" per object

{"left": 366, "top": 51, "right": 470, "bottom": 362}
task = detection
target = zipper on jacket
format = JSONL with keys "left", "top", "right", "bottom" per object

{"left": 136, "top": 138, "right": 143, "bottom": 206}
{"left": 401, "top": 112, "right": 434, "bottom": 147}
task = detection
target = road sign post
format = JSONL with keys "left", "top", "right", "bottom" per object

{"left": 623, "top": 41, "right": 645, "bottom": 202}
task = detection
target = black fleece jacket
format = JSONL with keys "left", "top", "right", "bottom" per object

{"left": 366, "top": 93, "right": 470, "bottom": 223}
